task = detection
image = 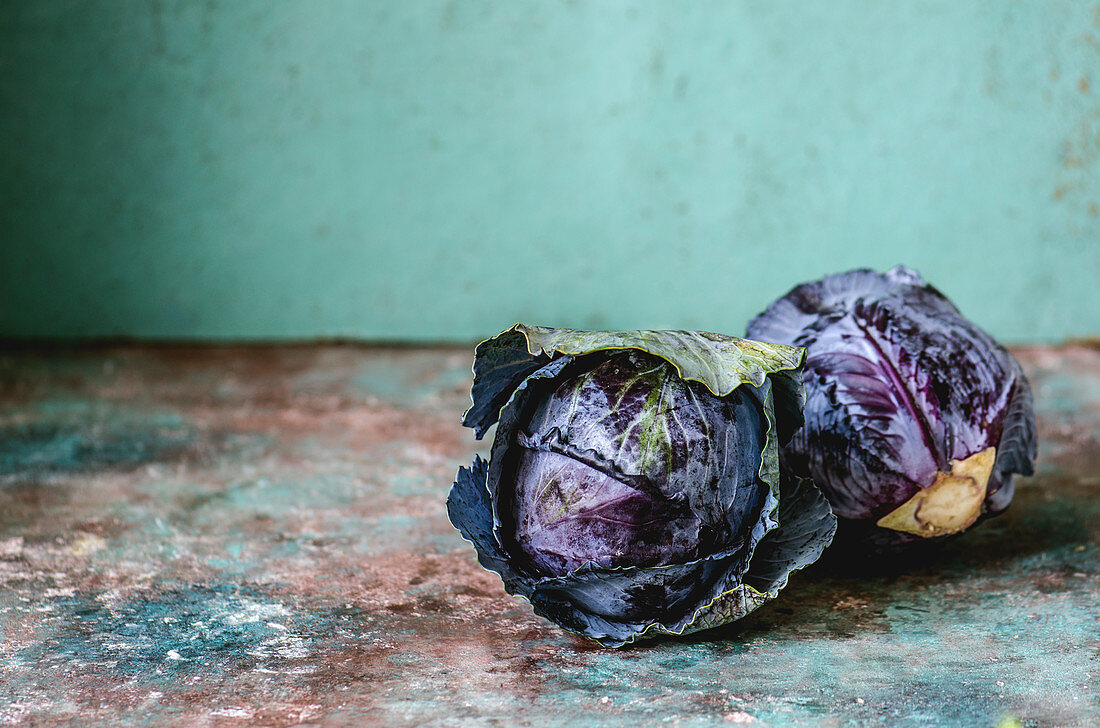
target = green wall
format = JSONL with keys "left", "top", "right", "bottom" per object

{"left": 1, "top": 1, "right": 1098, "bottom": 343}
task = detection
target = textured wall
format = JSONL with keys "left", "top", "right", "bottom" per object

{"left": 1, "top": 1, "right": 1098, "bottom": 343}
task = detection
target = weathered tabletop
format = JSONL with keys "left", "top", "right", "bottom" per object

{"left": 0, "top": 344, "right": 1096, "bottom": 727}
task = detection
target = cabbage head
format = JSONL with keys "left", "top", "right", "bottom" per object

{"left": 748, "top": 267, "right": 1037, "bottom": 547}
{"left": 447, "top": 325, "right": 836, "bottom": 647}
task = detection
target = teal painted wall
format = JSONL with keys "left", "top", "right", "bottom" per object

{"left": 1, "top": 1, "right": 1098, "bottom": 343}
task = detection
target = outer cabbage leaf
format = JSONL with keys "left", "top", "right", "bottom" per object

{"left": 463, "top": 324, "right": 806, "bottom": 443}
{"left": 741, "top": 473, "right": 838, "bottom": 593}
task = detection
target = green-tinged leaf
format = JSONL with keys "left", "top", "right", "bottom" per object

{"left": 462, "top": 324, "right": 806, "bottom": 439}
{"left": 519, "top": 324, "right": 803, "bottom": 397}
{"left": 668, "top": 585, "right": 772, "bottom": 637}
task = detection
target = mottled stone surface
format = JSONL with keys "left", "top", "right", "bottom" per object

{"left": 0, "top": 344, "right": 1096, "bottom": 727}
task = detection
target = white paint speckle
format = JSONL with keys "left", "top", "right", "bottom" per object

{"left": 210, "top": 707, "right": 253, "bottom": 718}
{"left": 221, "top": 599, "right": 291, "bottom": 626}
{"left": 0, "top": 538, "right": 24, "bottom": 558}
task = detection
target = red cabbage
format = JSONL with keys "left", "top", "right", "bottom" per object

{"left": 447, "top": 325, "right": 836, "bottom": 645}
{"left": 747, "top": 267, "right": 1037, "bottom": 546}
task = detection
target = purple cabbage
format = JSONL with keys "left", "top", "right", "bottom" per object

{"left": 747, "top": 266, "right": 1037, "bottom": 546}
{"left": 447, "top": 325, "right": 836, "bottom": 646}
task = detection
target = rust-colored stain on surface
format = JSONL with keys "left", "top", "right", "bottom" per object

{"left": 0, "top": 345, "right": 1097, "bottom": 727}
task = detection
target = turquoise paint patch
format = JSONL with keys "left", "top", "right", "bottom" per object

{"left": 28, "top": 398, "right": 187, "bottom": 428}
{"left": 179, "top": 474, "right": 366, "bottom": 522}
{"left": 0, "top": 398, "right": 196, "bottom": 478}
{"left": 13, "top": 585, "right": 313, "bottom": 681}
{"left": 0, "top": 421, "right": 193, "bottom": 476}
